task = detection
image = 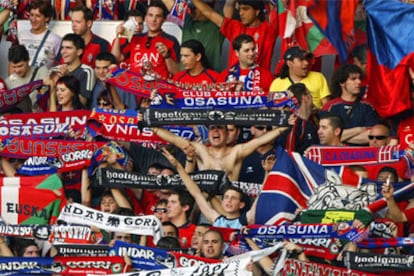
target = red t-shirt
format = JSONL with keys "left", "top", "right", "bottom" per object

{"left": 173, "top": 68, "right": 219, "bottom": 87}
{"left": 220, "top": 12, "right": 278, "bottom": 71}
{"left": 125, "top": 32, "right": 180, "bottom": 79}
{"left": 178, "top": 222, "right": 196, "bottom": 248}
{"left": 398, "top": 115, "right": 414, "bottom": 150}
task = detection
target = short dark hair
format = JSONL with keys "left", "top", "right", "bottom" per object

{"left": 162, "top": 221, "right": 179, "bottom": 237}
{"left": 330, "top": 64, "right": 362, "bottom": 98}
{"left": 377, "top": 166, "right": 398, "bottom": 182}
{"left": 29, "top": 0, "right": 53, "bottom": 22}
{"left": 170, "top": 190, "right": 195, "bottom": 219}
{"left": 96, "top": 52, "right": 117, "bottom": 64}
{"left": 147, "top": 1, "right": 169, "bottom": 18}
{"left": 127, "top": 9, "right": 145, "bottom": 19}
{"left": 232, "top": 34, "right": 254, "bottom": 52}
{"left": 352, "top": 44, "right": 367, "bottom": 65}
{"left": 8, "top": 45, "right": 30, "bottom": 63}
{"left": 71, "top": 5, "right": 94, "bottom": 21}
{"left": 288, "top": 83, "right": 308, "bottom": 107}
{"left": 319, "top": 113, "right": 344, "bottom": 136}
{"left": 62, "top": 33, "right": 85, "bottom": 51}
{"left": 156, "top": 236, "right": 181, "bottom": 249}
{"left": 223, "top": 186, "right": 246, "bottom": 203}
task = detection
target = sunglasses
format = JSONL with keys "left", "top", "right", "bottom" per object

{"left": 154, "top": 208, "right": 167, "bottom": 213}
{"left": 254, "top": 125, "right": 272, "bottom": 131}
{"left": 146, "top": 36, "right": 153, "bottom": 49}
{"left": 368, "top": 135, "right": 388, "bottom": 140}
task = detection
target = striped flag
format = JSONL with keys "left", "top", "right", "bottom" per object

{"left": 364, "top": 0, "right": 414, "bottom": 118}
{"left": 0, "top": 174, "right": 65, "bottom": 224}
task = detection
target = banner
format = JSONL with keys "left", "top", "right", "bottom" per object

{"left": 0, "top": 257, "right": 55, "bottom": 275}
{"left": 144, "top": 108, "right": 291, "bottom": 126}
{"left": 231, "top": 181, "right": 262, "bottom": 197}
{"left": 96, "top": 168, "right": 230, "bottom": 195}
{"left": 57, "top": 203, "right": 162, "bottom": 243}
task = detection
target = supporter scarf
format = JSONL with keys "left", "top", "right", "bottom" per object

{"left": 307, "top": 145, "right": 404, "bottom": 166}
{"left": 167, "top": 0, "right": 187, "bottom": 27}
{"left": 54, "top": 256, "right": 130, "bottom": 275}
{"left": 153, "top": 88, "right": 268, "bottom": 109}
{"left": 0, "top": 224, "right": 100, "bottom": 244}
{"left": 286, "top": 238, "right": 341, "bottom": 260}
{"left": 369, "top": 220, "right": 395, "bottom": 238}
{"left": 0, "top": 138, "right": 105, "bottom": 172}
{"left": 343, "top": 251, "right": 414, "bottom": 272}
{"left": 226, "top": 64, "right": 261, "bottom": 92}
{"left": 54, "top": 244, "right": 109, "bottom": 257}
{"left": 231, "top": 181, "right": 262, "bottom": 197}
{"left": 365, "top": 182, "right": 414, "bottom": 214}
{"left": 172, "top": 252, "right": 220, "bottom": 267}
{"left": 86, "top": 108, "right": 195, "bottom": 144}
{"left": 143, "top": 108, "right": 291, "bottom": 127}
{"left": 0, "top": 110, "right": 90, "bottom": 139}
{"left": 0, "top": 257, "right": 55, "bottom": 275}
{"left": 111, "top": 240, "right": 170, "bottom": 270}
{"left": 358, "top": 237, "right": 414, "bottom": 249}
{"left": 226, "top": 243, "right": 285, "bottom": 263}
{"left": 57, "top": 203, "right": 162, "bottom": 243}
{"left": 299, "top": 209, "right": 373, "bottom": 226}
{"left": 96, "top": 168, "right": 231, "bottom": 195}
{"left": 245, "top": 223, "right": 368, "bottom": 242}
{"left": 106, "top": 68, "right": 173, "bottom": 98}
{"left": 103, "top": 257, "right": 252, "bottom": 276}
{"left": 267, "top": 91, "right": 299, "bottom": 112}
{"left": 0, "top": 80, "right": 42, "bottom": 111}
{"left": 283, "top": 258, "right": 376, "bottom": 276}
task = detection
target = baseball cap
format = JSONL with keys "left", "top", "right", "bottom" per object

{"left": 284, "top": 46, "right": 313, "bottom": 61}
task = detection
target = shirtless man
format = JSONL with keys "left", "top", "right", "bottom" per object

{"left": 152, "top": 124, "right": 288, "bottom": 181}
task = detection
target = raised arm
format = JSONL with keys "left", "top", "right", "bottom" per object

{"left": 383, "top": 182, "right": 408, "bottom": 223}
{"left": 161, "top": 0, "right": 175, "bottom": 11}
{"left": 236, "top": 126, "right": 288, "bottom": 160}
{"left": 152, "top": 127, "right": 192, "bottom": 150}
{"left": 162, "top": 148, "right": 220, "bottom": 223}
{"left": 191, "top": 0, "right": 224, "bottom": 27}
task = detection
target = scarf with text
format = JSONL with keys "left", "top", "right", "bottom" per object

{"left": 101, "top": 256, "right": 252, "bottom": 276}
{"left": 307, "top": 145, "right": 407, "bottom": 166}
{"left": 283, "top": 258, "right": 377, "bottom": 276}
{"left": 0, "top": 138, "right": 105, "bottom": 172}
{"left": 143, "top": 108, "right": 291, "bottom": 126}
{"left": 152, "top": 88, "right": 268, "bottom": 109}
{"left": 0, "top": 110, "right": 89, "bottom": 139}
{"left": 231, "top": 181, "right": 262, "bottom": 197}
{"left": 86, "top": 108, "right": 195, "bottom": 144}
{"left": 343, "top": 250, "right": 414, "bottom": 272}
{"left": 96, "top": 168, "right": 230, "bottom": 194}
{"left": 55, "top": 244, "right": 109, "bottom": 257}
{"left": 244, "top": 223, "right": 368, "bottom": 242}
{"left": 53, "top": 256, "right": 130, "bottom": 275}
{"left": 110, "top": 240, "right": 171, "bottom": 270}
{"left": 0, "top": 257, "right": 55, "bottom": 275}
{"left": 0, "top": 80, "right": 43, "bottom": 111}
{"left": 57, "top": 203, "right": 162, "bottom": 243}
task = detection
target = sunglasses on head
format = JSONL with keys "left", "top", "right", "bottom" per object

{"left": 254, "top": 125, "right": 272, "bottom": 131}
{"left": 368, "top": 135, "right": 388, "bottom": 140}
{"left": 154, "top": 208, "right": 167, "bottom": 213}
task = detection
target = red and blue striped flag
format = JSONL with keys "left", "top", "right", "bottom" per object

{"left": 364, "top": 0, "right": 414, "bottom": 118}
